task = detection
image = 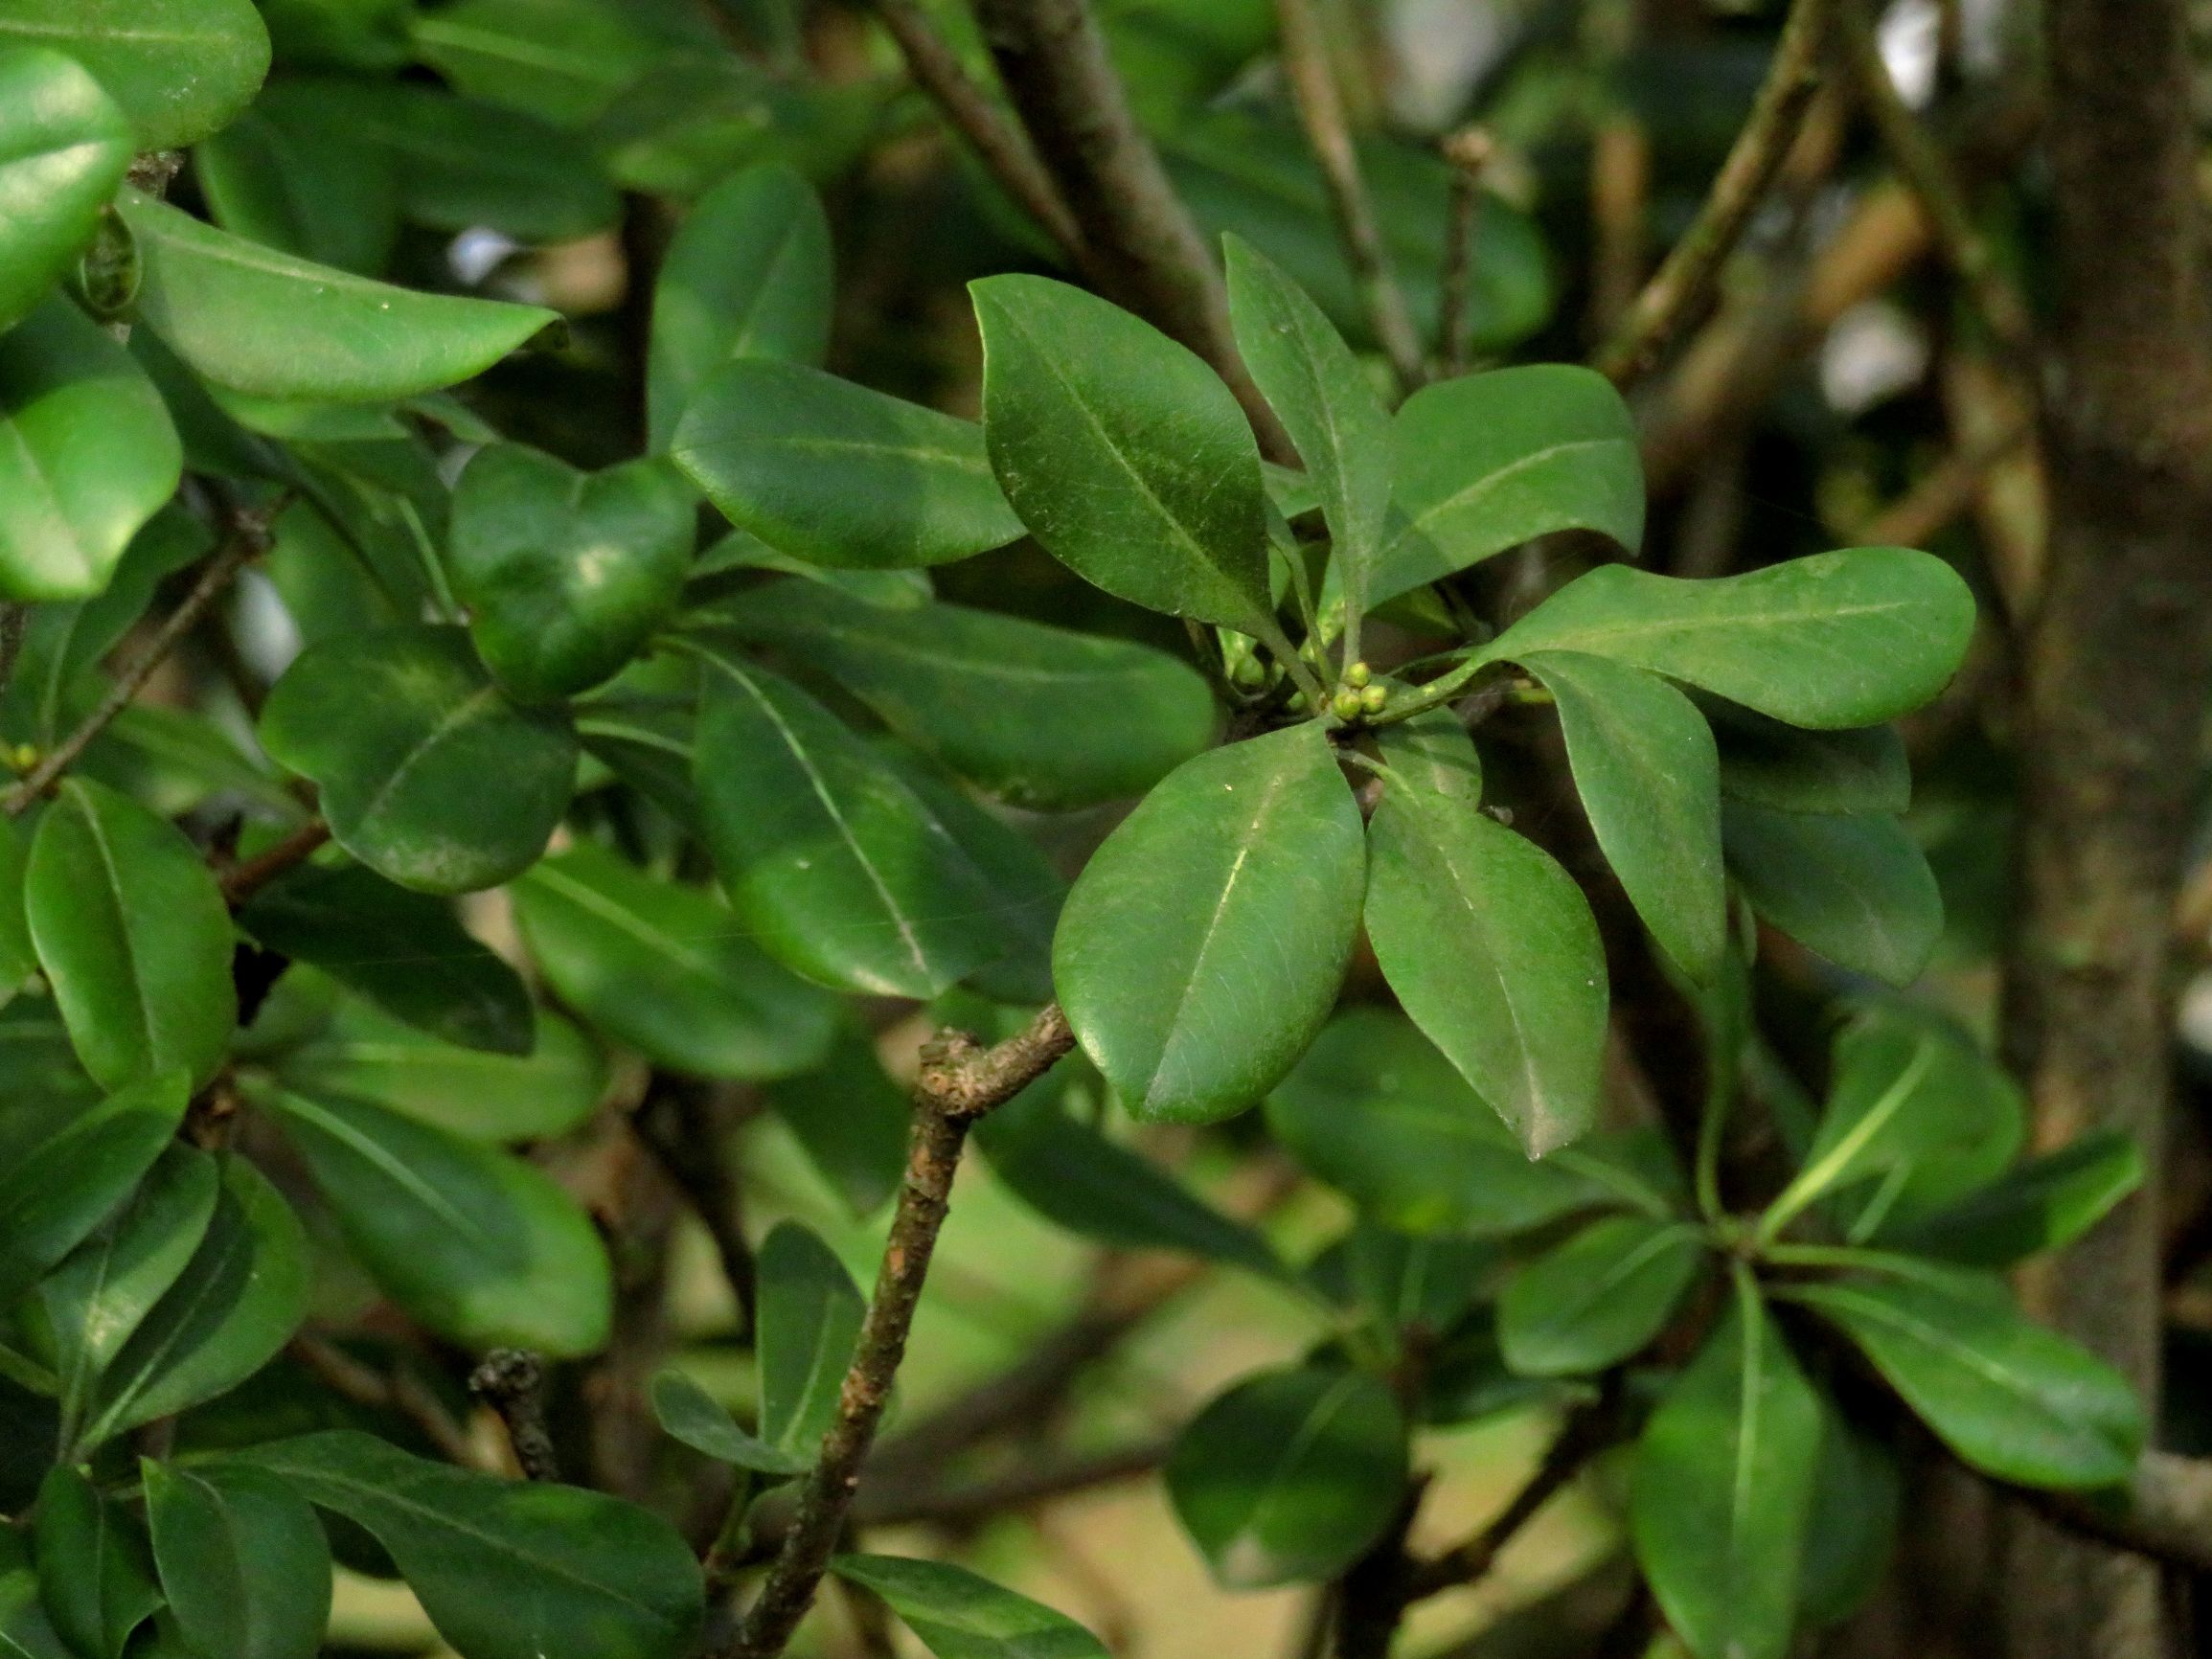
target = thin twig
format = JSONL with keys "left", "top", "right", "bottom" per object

{"left": 4, "top": 497, "right": 282, "bottom": 818}
{"left": 1590, "top": 0, "right": 1835, "bottom": 385}
{"left": 1332, "top": 1476, "right": 1427, "bottom": 1659}
{"left": 1273, "top": 0, "right": 1425, "bottom": 393}
{"left": 1854, "top": 415, "right": 2033, "bottom": 549}
{"left": 2012, "top": 1450, "right": 2212, "bottom": 1574}
{"left": 1437, "top": 127, "right": 1495, "bottom": 377}
{"left": 287, "top": 1333, "right": 480, "bottom": 1468}
{"left": 220, "top": 817, "right": 331, "bottom": 907}
{"left": 470, "top": 1349, "right": 561, "bottom": 1482}
{"left": 1403, "top": 1394, "right": 1618, "bottom": 1600}
{"left": 716, "top": 1004, "right": 1074, "bottom": 1659}
{"left": 864, "top": 0, "right": 1089, "bottom": 268}
{"left": 1836, "top": 0, "right": 2032, "bottom": 352}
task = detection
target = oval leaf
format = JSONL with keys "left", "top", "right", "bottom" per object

{"left": 144, "top": 1461, "right": 331, "bottom": 1659}
{"left": 33, "top": 1465, "right": 161, "bottom": 1659}
{"left": 1882, "top": 1132, "right": 2145, "bottom": 1267}
{"left": 1722, "top": 801, "right": 1943, "bottom": 987}
{"left": 0, "top": 46, "right": 133, "bottom": 331}
{"left": 1054, "top": 723, "right": 1364, "bottom": 1125}
{"left": 1497, "top": 1215, "right": 1704, "bottom": 1377}
{"left": 193, "top": 93, "right": 399, "bottom": 276}
{"left": 830, "top": 1556, "right": 1108, "bottom": 1659}
{"left": 649, "top": 1369, "right": 806, "bottom": 1478}
{"left": 0, "top": 0, "right": 269, "bottom": 148}
{"left": 757, "top": 1221, "right": 864, "bottom": 1459}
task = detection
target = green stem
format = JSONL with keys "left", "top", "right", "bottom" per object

{"left": 1257, "top": 616, "right": 1328, "bottom": 706}
{"left": 1360, "top": 653, "right": 1495, "bottom": 726}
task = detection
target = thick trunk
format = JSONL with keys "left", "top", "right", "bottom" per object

{"left": 1999, "top": 1, "right": 2212, "bottom": 1654}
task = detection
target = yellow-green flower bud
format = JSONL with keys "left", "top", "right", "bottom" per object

{"left": 1359, "top": 683, "right": 1389, "bottom": 715}
{"left": 1345, "top": 660, "right": 1372, "bottom": 689}
{"left": 1331, "top": 690, "right": 1365, "bottom": 721}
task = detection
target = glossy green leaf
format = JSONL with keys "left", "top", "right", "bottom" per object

{"left": 757, "top": 1221, "right": 864, "bottom": 1459}
{"left": 1266, "top": 1009, "right": 1629, "bottom": 1236}
{"left": 1479, "top": 549, "right": 1976, "bottom": 729}
{"left": 1524, "top": 648, "right": 1725, "bottom": 980}
{"left": 410, "top": 0, "right": 679, "bottom": 125}
{"left": 1364, "top": 775, "right": 1607, "bottom": 1156}
{"left": 0, "top": 0, "right": 269, "bottom": 148}
{"left": 648, "top": 163, "right": 832, "bottom": 451}
{"left": 1223, "top": 235, "right": 1390, "bottom": 614}
{"left": 761, "top": 1030, "right": 911, "bottom": 1216}
{"left": 267, "top": 1086, "right": 612, "bottom": 1356}
{"left": 1054, "top": 724, "right": 1364, "bottom": 1125}
{"left": 28, "top": 780, "right": 235, "bottom": 1089}
{"left": 977, "top": 1079, "right": 1283, "bottom": 1277}
{"left": 1165, "top": 1364, "right": 1407, "bottom": 1589}
{"left": 649, "top": 1369, "right": 806, "bottom": 1478}
{"left": 449, "top": 447, "right": 694, "bottom": 703}
{"left": 260, "top": 625, "right": 579, "bottom": 894}
{"left": 0, "top": 1068, "right": 188, "bottom": 1309}
{"left": 1722, "top": 801, "right": 1943, "bottom": 986}
{"left": 702, "top": 580, "right": 1217, "bottom": 807}
{"left": 1882, "top": 1132, "right": 2145, "bottom": 1267}
{"left": 1630, "top": 1273, "right": 1821, "bottom": 1659}
{"left": 1373, "top": 705, "right": 1482, "bottom": 806}
{"left": 1498, "top": 1215, "right": 1703, "bottom": 1376}
{"left": 830, "top": 1555, "right": 1108, "bottom": 1659}
{"left": 80, "top": 1157, "right": 308, "bottom": 1450}
{"left": 0, "top": 297, "right": 183, "bottom": 602}
{"left": 34, "top": 1144, "right": 218, "bottom": 1434}
{"left": 238, "top": 1430, "right": 703, "bottom": 1659}
{"left": 1785, "top": 1264, "right": 2142, "bottom": 1489}
{"left": 693, "top": 525, "right": 933, "bottom": 608}
{"left": 239, "top": 862, "right": 532, "bottom": 1054}
{"left": 117, "top": 192, "right": 558, "bottom": 402}
{"left": 1372, "top": 365, "right": 1643, "bottom": 606}
{"left": 33, "top": 1465, "right": 159, "bottom": 1659}
{"left": 193, "top": 85, "right": 398, "bottom": 275}
{"left": 513, "top": 840, "right": 838, "bottom": 1081}
{"left": 1709, "top": 700, "right": 1909, "bottom": 815}
{"left": 0, "top": 47, "right": 132, "bottom": 332}
{"left": 0, "top": 1529, "right": 70, "bottom": 1659}
{"left": 1310, "top": 1222, "right": 1497, "bottom": 1344}
{"left": 974, "top": 273, "right": 1272, "bottom": 632}
{"left": 144, "top": 1461, "right": 331, "bottom": 1659}
{"left": 1797, "top": 1402, "right": 1901, "bottom": 1627}
{"left": 692, "top": 651, "right": 1004, "bottom": 998}
{"left": 673, "top": 359, "right": 1023, "bottom": 571}
{"left": 275, "top": 999, "right": 604, "bottom": 1143}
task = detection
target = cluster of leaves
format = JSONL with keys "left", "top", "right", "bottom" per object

{"left": 0, "top": 2, "right": 2148, "bottom": 1657}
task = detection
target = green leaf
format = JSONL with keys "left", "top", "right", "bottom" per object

{"left": 1372, "top": 705, "right": 1482, "bottom": 806}
{"left": 1479, "top": 549, "right": 1976, "bottom": 730}
{"left": 648, "top": 1369, "right": 806, "bottom": 1478}
{"left": 648, "top": 162, "right": 832, "bottom": 451}
{"left": 116, "top": 192, "right": 558, "bottom": 402}
{"left": 80, "top": 1156, "right": 308, "bottom": 1451}
{"left": 673, "top": 360, "right": 1023, "bottom": 571}
{"left": 1630, "top": 1272, "right": 1821, "bottom": 1659}
{"left": 1797, "top": 1401, "right": 1900, "bottom": 1627}
{"left": 237, "top": 1430, "right": 703, "bottom": 1659}
{"left": 761, "top": 1029, "right": 911, "bottom": 1216}
{"left": 28, "top": 780, "right": 235, "bottom": 1089}
{"left": 1709, "top": 700, "right": 1909, "bottom": 815}
{"left": 1523, "top": 649, "right": 1725, "bottom": 980}
{"left": 0, "top": 0, "right": 269, "bottom": 148}
{"left": 1165, "top": 1363, "right": 1407, "bottom": 1589}
{"left": 699, "top": 580, "right": 1217, "bottom": 808}
{"left": 193, "top": 85, "right": 399, "bottom": 275}
{"left": 1266, "top": 1009, "right": 1630, "bottom": 1236}
{"left": 0, "top": 46, "right": 132, "bottom": 332}
{"left": 260, "top": 625, "right": 579, "bottom": 895}
{"left": 1371, "top": 365, "right": 1643, "bottom": 607}
{"left": 757, "top": 1220, "right": 864, "bottom": 1460}
{"left": 274, "top": 998, "right": 604, "bottom": 1143}
{"left": 691, "top": 651, "right": 1005, "bottom": 998}
{"left": 0, "top": 1068, "right": 189, "bottom": 1309}
{"left": 693, "top": 525, "right": 933, "bottom": 609}
{"left": 1783, "top": 1263, "right": 2142, "bottom": 1489}
{"left": 0, "top": 1529, "right": 70, "bottom": 1659}
{"left": 1222, "top": 235, "right": 1390, "bottom": 616}
{"left": 1054, "top": 724, "right": 1364, "bottom": 1125}
{"left": 301, "top": 76, "right": 620, "bottom": 240}
{"left": 830, "top": 1556, "right": 1108, "bottom": 1659}
{"left": 144, "top": 1461, "right": 331, "bottom": 1659}
{"left": 1881, "top": 1131, "right": 2145, "bottom": 1267}
{"left": 1722, "top": 801, "right": 1943, "bottom": 986}
{"left": 239, "top": 862, "right": 532, "bottom": 1054}
{"left": 266, "top": 1086, "right": 613, "bottom": 1356}
{"left": 448, "top": 447, "right": 694, "bottom": 703}
{"left": 973, "top": 273, "right": 1272, "bottom": 633}
{"left": 1364, "top": 775, "right": 1607, "bottom": 1156}
{"left": 0, "top": 297, "right": 183, "bottom": 602}
{"left": 976, "top": 1078, "right": 1283, "bottom": 1277}
{"left": 32, "top": 1465, "right": 160, "bottom": 1659}
{"left": 34, "top": 1144, "right": 218, "bottom": 1436}
{"left": 1497, "top": 1215, "right": 1703, "bottom": 1376}
{"left": 1310, "top": 1221, "right": 1496, "bottom": 1344}
{"left": 513, "top": 840, "right": 838, "bottom": 1081}
{"left": 0, "top": 816, "right": 33, "bottom": 1000}
{"left": 410, "top": 0, "right": 680, "bottom": 125}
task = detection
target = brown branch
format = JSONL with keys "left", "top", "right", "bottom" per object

{"left": 969, "top": 0, "right": 1294, "bottom": 461}
{"left": 1853, "top": 415, "right": 2032, "bottom": 550}
{"left": 1437, "top": 128, "right": 1495, "bottom": 378}
{"left": 470, "top": 1349, "right": 560, "bottom": 1482}
{"left": 1332, "top": 1477, "right": 1427, "bottom": 1659}
{"left": 220, "top": 817, "right": 331, "bottom": 907}
{"left": 715, "top": 1004, "right": 1073, "bottom": 1659}
{"left": 1590, "top": 0, "right": 1835, "bottom": 386}
{"left": 0, "top": 604, "right": 27, "bottom": 709}
{"left": 1272, "top": 0, "right": 1425, "bottom": 393}
{"left": 287, "top": 1333, "right": 479, "bottom": 1468}
{"left": 863, "top": 0, "right": 1089, "bottom": 269}
{"left": 2026, "top": 1451, "right": 2212, "bottom": 1575}
{"left": 1403, "top": 1395, "right": 1617, "bottom": 1600}
{"left": 5, "top": 496, "right": 281, "bottom": 818}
